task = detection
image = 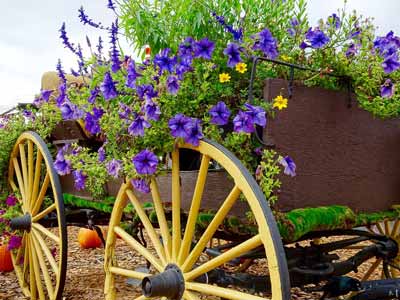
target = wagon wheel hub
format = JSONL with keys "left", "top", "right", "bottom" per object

{"left": 141, "top": 264, "right": 185, "bottom": 300}
{"left": 10, "top": 213, "right": 32, "bottom": 232}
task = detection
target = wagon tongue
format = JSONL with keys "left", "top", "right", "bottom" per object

{"left": 10, "top": 213, "right": 31, "bottom": 232}
{"left": 141, "top": 264, "right": 184, "bottom": 300}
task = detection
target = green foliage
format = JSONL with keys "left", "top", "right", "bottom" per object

{"left": 256, "top": 149, "right": 282, "bottom": 205}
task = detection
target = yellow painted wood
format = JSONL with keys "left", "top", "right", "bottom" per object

{"left": 23, "top": 234, "right": 30, "bottom": 281}
{"left": 19, "top": 143, "right": 30, "bottom": 206}
{"left": 186, "top": 282, "right": 265, "bottom": 300}
{"left": 10, "top": 251, "right": 31, "bottom": 297}
{"left": 171, "top": 149, "right": 181, "bottom": 261}
{"left": 362, "top": 259, "right": 382, "bottom": 281}
{"left": 376, "top": 222, "right": 385, "bottom": 235}
{"left": 183, "top": 291, "right": 201, "bottom": 300}
{"left": 13, "top": 157, "right": 27, "bottom": 208}
{"left": 109, "top": 267, "right": 147, "bottom": 279}
{"left": 185, "top": 235, "right": 262, "bottom": 281}
{"left": 15, "top": 234, "right": 26, "bottom": 265}
{"left": 178, "top": 155, "right": 210, "bottom": 265}
{"left": 29, "top": 236, "right": 38, "bottom": 300}
{"left": 126, "top": 189, "right": 167, "bottom": 266}
{"left": 134, "top": 296, "right": 148, "bottom": 300}
{"left": 32, "top": 223, "right": 60, "bottom": 244}
{"left": 31, "top": 150, "right": 43, "bottom": 210}
{"left": 32, "top": 173, "right": 50, "bottom": 216}
{"left": 32, "top": 203, "right": 56, "bottom": 222}
{"left": 28, "top": 140, "right": 34, "bottom": 208}
{"left": 30, "top": 238, "right": 46, "bottom": 300}
{"left": 32, "top": 232, "right": 54, "bottom": 299}
{"left": 391, "top": 219, "right": 400, "bottom": 237}
{"left": 150, "top": 178, "right": 172, "bottom": 261}
{"left": 114, "top": 226, "right": 163, "bottom": 272}
{"left": 182, "top": 185, "right": 241, "bottom": 272}
{"left": 32, "top": 229, "right": 59, "bottom": 275}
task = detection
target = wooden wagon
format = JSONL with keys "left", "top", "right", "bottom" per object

{"left": 4, "top": 59, "right": 400, "bottom": 300}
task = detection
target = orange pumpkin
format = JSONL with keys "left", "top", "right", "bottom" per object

{"left": 0, "top": 244, "right": 14, "bottom": 272}
{"left": 77, "top": 228, "right": 103, "bottom": 249}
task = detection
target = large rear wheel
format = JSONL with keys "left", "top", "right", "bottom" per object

{"left": 104, "top": 139, "right": 290, "bottom": 300}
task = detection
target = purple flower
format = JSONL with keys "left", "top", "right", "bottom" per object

{"left": 56, "top": 59, "right": 67, "bottom": 84}
{"left": 233, "top": 110, "right": 255, "bottom": 133}
{"left": 194, "top": 38, "right": 215, "bottom": 60}
{"left": 212, "top": 12, "right": 243, "bottom": 41}
{"left": 85, "top": 108, "right": 104, "bottom": 134}
{"left": 176, "top": 57, "right": 193, "bottom": 80}
{"left": 23, "top": 110, "right": 35, "bottom": 121}
{"left": 73, "top": 170, "right": 86, "bottom": 190}
{"left": 119, "top": 102, "right": 132, "bottom": 120}
{"left": 299, "top": 41, "right": 309, "bottom": 49}
{"left": 110, "top": 21, "right": 121, "bottom": 73}
{"left": 56, "top": 82, "right": 67, "bottom": 106}
{"left": 154, "top": 48, "right": 177, "bottom": 74}
{"left": 279, "top": 156, "right": 296, "bottom": 177}
{"left": 382, "top": 54, "right": 400, "bottom": 73}
{"left": 59, "top": 22, "right": 76, "bottom": 54}
{"left": 107, "top": 0, "right": 116, "bottom": 11}
{"left": 166, "top": 75, "right": 180, "bottom": 94}
{"left": 41, "top": 90, "right": 53, "bottom": 102}
{"left": 345, "top": 43, "right": 358, "bottom": 57}
{"left": 88, "top": 87, "right": 99, "bottom": 104}
{"left": 327, "top": 13, "right": 341, "bottom": 29}
{"left": 288, "top": 18, "right": 299, "bottom": 37}
{"left": 244, "top": 103, "right": 266, "bottom": 127}
{"left": 128, "top": 115, "right": 151, "bottom": 136}
{"left": 54, "top": 150, "right": 72, "bottom": 176}
{"left": 374, "top": 31, "right": 400, "bottom": 58}
{"left": 168, "top": 114, "right": 192, "bottom": 139}
{"left": 132, "top": 150, "right": 158, "bottom": 175}
{"left": 131, "top": 178, "right": 150, "bottom": 194}
{"left": 185, "top": 118, "right": 203, "bottom": 146}
{"left": 101, "top": 71, "right": 118, "bottom": 100}
{"left": 98, "top": 145, "right": 106, "bottom": 162}
{"left": 381, "top": 79, "right": 395, "bottom": 98}
{"left": 144, "top": 100, "right": 161, "bottom": 121}
{"left": 305, "top": 28, "right": 330, "bottom": 49}
{"left": 97, "top": 36, "right": 103, "bottom": 55}
{"left": 209, "top": 101, "right": 231, "bottom": 125}
{"left": 106, "top": 159, "right": 122, "bottom": 178}
{"left": 178, "top": 37, "right": 195, "bottom": 57}
{"left": 126, "top": 59, "right": 141, "bottom": 88}
{"left": 5, "top": 195, "right": 17, "bottom": 206}
{"left": 252, "top": 28, "right": 279, "bottom": 59}
{"left": 137, "top": 84, "right": 158, "bottom": 101}
{"left": 78, "top": 6, "right": 104, "bottom": 29}
{"left": 223, "top": 43, "right": 242, "bottom": 68}
{"left": 7, "top": 235, "right": 22, "bottom": 251}
{"left": 60, "top": 102, "right": 83, "bottom": 120}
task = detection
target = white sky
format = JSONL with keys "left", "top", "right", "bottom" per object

{"left": 0, "top": 0, "right": 399, "bottom": 107}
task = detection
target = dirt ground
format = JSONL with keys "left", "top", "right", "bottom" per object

{"left": 0, "top": 226, "right": 384, "bottom": 300}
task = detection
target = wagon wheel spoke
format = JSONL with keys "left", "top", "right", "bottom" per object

{"left": 182, "top": 185, "right": 241, "bottom": 272}
{"left": 30, "top": 238, "right": 46, "bottom": 300}
{"left": 19, "top": 143, "right": 29, "bottom": 205}
{"left": 362, "top": 258, "right": 382, "bottom": 281}
{"left": 109, "top": 266, "right": 148, "bottom": 280}
{"left": 171, "top": 148, "right": 181, "bottom": 261}
{"left": 32, "top": 229, "right": 59, "bottom": 275}
{"left": 32, "top": 223, "right": 60, "bottom": 244}
{"left": 150, "top": 178, "right": 172, "bottom": 261}
{"left": 114, "top": 226, "right": 163, "bottom": 272}
{"left": 32, "top": 172, "right": 50, "bottom": 216}
{"left": 186, "top": 282, "right": 265, "bottom": 300}
{"left": 31, "top": 150, "right": 43, "bottom": 210}
{"left": 183, "top": 291, "right": 201, "bottom": 300}
{"left": 13, "top": 157, "right": 27, "bottom": 209}
{"left": 178, "top": 154, "right": 210, "bottom": 265}
{"left": 126, "top": 189, "right": 167, "bottom": 265}
{"left": 32, "top": 203, "right": 56, "bottom": 222}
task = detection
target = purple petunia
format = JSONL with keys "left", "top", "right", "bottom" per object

{"left": 233, "top": 110, "right": 255, "bottom": 133}
{"left": 88, "top": 87, "right": 99, "bottom": 104}
{"left": 73, "top": 170, "right": 87, "bottom": 190}
{"left": 166, "top": 75, "right": 180, "bottom": 94}
{"left": 128, "top": 115, "right": 151, "bottom": 136}
{"left": 345, "top": 43, "right": 358, "bottom": 57}
{"left": 131, "top": 178, "right": 151, "bottom": 194}
{"left": 209, "top": 101, "right": 231, "bottom": 125}
{"left": 59, "top": 101, "right": 83, "bottom": 120}
{"left": 382, "top": 54, "right": 400, "bottom": 74}
{"left": 154, "top": 48, "right": 177, "bottom": 74}
{"left": 144, "top": 100, "right": 161, "bottom": 121}
{"left": 7, "top": 235, "right": 22, "bottom": 251}
{"left": 98, "top": 145, "right": 106, "bottom": 162}
{"left": 106, "top": 159, "right": 122, "bottom": 178}
{"left": 5, "top": 195, "right": 17, "bottom": 206}
{"left": 327, "top": 13, "right": 341, "bottom": 29}
{"left": 41, "top": 89, "right": 53, "bottom": 102}
{"left": 85, "top": 107, "right": 104, "bottom": 135}
{"left": 381, "top": 79, "right": 395, "bottom": 98}
{"left": 374, "top": 31, "right": 400, "bottom": 58}
{"left": 168, "top": 114, "right": 192, "bottom": 139}
{"left": 100, "top": 71, "right": 118, "bottom": 100}
{"left": 244, "top": 103, "right": 267, "bottom": 127}
{"left": 279, "top": 156, "right": 297, "bottom": 177}
{"left": 54, "top": 150, "right": 72, "bottom": 176}
{"left": 126, "top": 59, "right": 141, "bottom": 88}
{"left": 178, "top": 37, "right": 195, "bottom": 58}
{"left": 305, "top": 28, "right": 330, "bottom": 49}
{"left": 185, "top": 118, "right": 203, "bottom": 146}
{"left": 194, "top": 38, "right": 215, "bottom": 60}
{"left": 137, "top": 84, "right": 158, "bottom": 101}
{"left": 132, "top": 149, "right": 158, "bottom": 175}
{"left": 119, "top": 102, "right": 132, "bottom": 120}
{"left": 252, "top": 28, "right": 279, "bottom": 59}
{"left": 223, "top": 43, "right": 242, "bottom": 68}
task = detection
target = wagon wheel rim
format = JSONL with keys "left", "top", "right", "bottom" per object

{"left": 104, "top": 139, "right": 290, "bottom": 300}
{"left": 8, "top": 131, "right": 67, "bottom": 300}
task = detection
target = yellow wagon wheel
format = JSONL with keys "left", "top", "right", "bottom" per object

{"left": 8, "top": 131, "right": 67, "bottom": 300}
{"left": 104, "top": 139, "right": 290, "bottom": 300}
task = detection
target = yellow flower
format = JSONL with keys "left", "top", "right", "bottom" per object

{"left": 235, "top": 62, "right": 247, "bottom": 73}
{"left": 219, "top": 73, "right": 231, "bottom": 83}
{"left": 273, "top": 95, "right": 288, "bottom": 110}
{"left": 280, "top": 55, "right": 291, "bottom": 62}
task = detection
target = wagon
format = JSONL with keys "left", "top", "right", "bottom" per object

{"left": 3, "top": 58, "right": 400, "bottom": 300}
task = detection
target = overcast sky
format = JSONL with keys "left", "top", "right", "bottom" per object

{"left": 0, "top": 0, "right": 399, "bottom": 107}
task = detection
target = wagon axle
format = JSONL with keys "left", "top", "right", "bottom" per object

{"left": 10, "top": 213, "right": 32, "bottom": 232}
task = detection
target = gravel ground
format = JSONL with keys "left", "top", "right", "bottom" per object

{"left": 0, "top": 226, "right": 385, "bottom": 300}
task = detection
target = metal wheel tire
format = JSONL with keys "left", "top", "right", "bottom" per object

{"left": 8, "top": 131, "right": 67, "bottom": 300}
{"left": 104, "top": 139, "right": 290, "bottom": 300}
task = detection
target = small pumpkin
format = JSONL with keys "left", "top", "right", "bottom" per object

{"left": 0, "top": 245, "right": 14, "bottom": 272}
{"left": 77, "top": 228, "right": 103, "bottom": 249}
